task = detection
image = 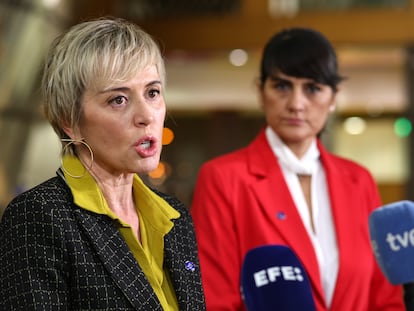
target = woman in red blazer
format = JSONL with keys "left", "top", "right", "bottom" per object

{"left": 191, "top": 28, "right": 405, "bottom": 310}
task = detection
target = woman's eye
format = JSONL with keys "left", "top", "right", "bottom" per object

{"left": 109, "top": 96, "right": 127, "bottom": 106}
{"left": 148, "top": 89, "right": 160, "bottom": 99}
{"left": 274, "top": 81, "right": 290, "bottom": 91}
{"left": 306, "top": 84, "right": 321, "bottom": 93}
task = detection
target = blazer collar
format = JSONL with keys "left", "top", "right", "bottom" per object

{"left": 245, "top": 130, "right": 366, "bottom": 305}
{"left": 75, "top": 203, "right": 204, "bottom": 311}
{"left": 246, "top": 130, "right": 318, "bottom": 261}
{"left": 245, "top": 130, "right": 356, "bottom": 304}
{"left": 163, "top": 214, "right": 205, "bottom": 310}
{"left": 75, "top": 210, "right": 163, "bottom": 311}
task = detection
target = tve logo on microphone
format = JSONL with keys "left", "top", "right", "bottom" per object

{"left": 369, "top": 200, "right": 414, "bottom": 284}
{"left": 385, "top": 229, "right": 414, "bottom": 251}
{"left": 254, "top": 265, "right": 304, "bottom": 287}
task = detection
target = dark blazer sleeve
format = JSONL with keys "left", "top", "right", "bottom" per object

{"left": 0, "top": 178, "right": 73, "bottom": 310}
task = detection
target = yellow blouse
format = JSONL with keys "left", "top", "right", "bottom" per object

{"left": 62, "top": 155, "right": 180, "bottom": 311}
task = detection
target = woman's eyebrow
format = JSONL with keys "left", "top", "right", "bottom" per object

{"left": 269, "top": 75, "right": 288, "bottom": 82}
{"left": 147, "top": 80, "right": 162, "bottom": 86}
{"left": 99, "top": 86, "right": 130, "bottom": 94}
{"left": 99, "top": 80, "right": 162, "bottom": 94}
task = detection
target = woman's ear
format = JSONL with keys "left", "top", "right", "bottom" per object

{"left": 62, "top": 123, "right": 80, "bottom": 140}
{"left": 329, "top": 90, "right": 339, "bottom": 112}
{"left": 256, "top": 78, "right": 265, "bottom": 110}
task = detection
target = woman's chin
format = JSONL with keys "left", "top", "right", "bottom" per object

{"left": 135, "top": 158, "right": 160, "bottom": 175}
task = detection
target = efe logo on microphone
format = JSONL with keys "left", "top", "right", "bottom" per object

{"left": 254, "top": 265, "right": 304, "bottom": 287}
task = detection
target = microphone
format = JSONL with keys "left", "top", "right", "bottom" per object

{"left": 368, "top": 200, "right": 414, "bottom": 285}
{"left": 240, "top": 244, "right": 316, "bottom": 311}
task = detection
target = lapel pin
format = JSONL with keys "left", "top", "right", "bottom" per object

{"left": 276, "top": 211, "right": 286, "bottom": 220}
{"left": 185, "top": 260, "right": 196, "bottom": 272}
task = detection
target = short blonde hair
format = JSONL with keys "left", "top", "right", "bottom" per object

{"left": 42, "top": 17, "right": 165, "bottom": 144}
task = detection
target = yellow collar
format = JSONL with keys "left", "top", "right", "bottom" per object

{"left": 61, "top": 155, "right": 180, "bottom": 228}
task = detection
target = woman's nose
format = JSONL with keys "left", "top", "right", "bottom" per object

{"left": 287, "top": 88, "right": 307, "bottom": 111}
{"left": 133, "top": 100, "right": 154, "bottom": 126}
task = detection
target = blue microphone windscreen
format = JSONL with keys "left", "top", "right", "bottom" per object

{"left": 240, "top": 244, "right": 316, "bottom": 311}
{"left": 369, "top": 200, "right": 414, "bottom": 284}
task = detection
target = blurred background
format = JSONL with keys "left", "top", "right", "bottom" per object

{"left": 1, "top": 0, "right": 414, "bottom": 212}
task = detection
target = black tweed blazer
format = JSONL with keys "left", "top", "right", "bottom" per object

{"left": 0, "top": 174, "right": 206, "bottom": 311}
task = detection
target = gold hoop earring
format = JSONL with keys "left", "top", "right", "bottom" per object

{"left": 60, "top": 138, "right": 94, "bottom": 179}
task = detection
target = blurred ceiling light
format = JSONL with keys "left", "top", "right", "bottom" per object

{"left": 268, "top": 0, "right": 299, "bottom": 18}
{"left": 149, "top": 162, "right": 167, "bottom": 179}
{"left": 42, "top": 0, "right": 61, "bottom": 9}
{"left": 343, "top": 116, "right": 366, "bottom": 135}
{"left": 148, "top": 161, "right": 171, "bottom": 186}
{"left": 394, "top": 117, "right": 412, "bottom": 137}
{"left": 229, "top": 49, "right": 248, "bottom": 67}
{"left": 162, "top": 127, "right": 175, "bottom": 145}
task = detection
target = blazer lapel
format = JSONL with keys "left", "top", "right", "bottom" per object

{"left": 74, "top": 209, "right": 163, "bottom": 311}
{"left": 246, "top": 130, "right": 325, "bottom": 302}
{"left": 164, "top": 233, "right": 188, "bottom": 308}
{"left": 163, "top": 215, "right": 204, "bottom": 311}
{"left": 318, "top": 143, "right": 371, "bottom": 306}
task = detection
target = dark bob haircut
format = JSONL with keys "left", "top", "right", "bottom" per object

{"left": 259, "top": 28, "right": 345, "bottom": 91}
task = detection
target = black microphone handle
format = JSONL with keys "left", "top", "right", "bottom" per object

{"left": 404, "top": 283, "right": 414, "bottom": 311}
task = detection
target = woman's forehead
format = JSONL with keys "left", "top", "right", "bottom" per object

{"left": 88, "top": 62, "right": 160, "bottom": 90}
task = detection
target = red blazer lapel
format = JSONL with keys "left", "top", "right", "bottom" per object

{"left": 318, "top": 141, "right": 382, "bottom": 308}
{"left": 246, "top": 130, "right": 325, "bottom": 302}
{"left": 307, "top": 142, "right": 371, "bottom": 307}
